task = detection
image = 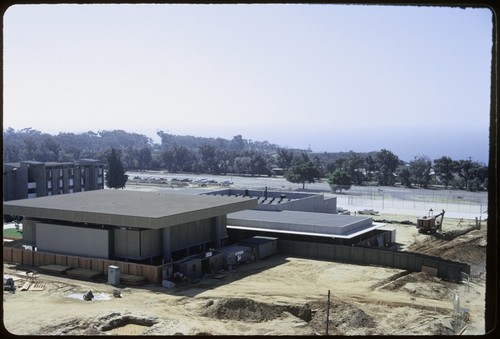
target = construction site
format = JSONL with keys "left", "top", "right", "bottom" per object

{"left": 2, "top": 176, "right": 489, "bottom": 336}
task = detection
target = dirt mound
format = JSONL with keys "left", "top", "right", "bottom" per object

{"left": 37, "top": 312, "right": 160, "bottom": 336}
{"left": 408, "top": 228, "right": 486, "bottom": 265}
{"left": 377, "top": 272, "right": 449, "bottom": 299}
{"left": 308, "top": 299, "right": 375, "bottom": 335}
{"left": 439, "top": 230, "right": 486, "bottom": 264}
{"left": 202, "top": 298, "right": 282, "bottom": 322}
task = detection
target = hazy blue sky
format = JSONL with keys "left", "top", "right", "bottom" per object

{"left": 3, "top": 4, "right": 493, "bottom": 163}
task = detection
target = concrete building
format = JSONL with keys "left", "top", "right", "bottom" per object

{"left": 3, "top": 186, "right": 393, "bottom": 282}
{"left": 3, "top": 190, "right": 257, "bottom": 264}
{"left": 204, "top": 188, "right": 391, "bottom": 247}
{"left": 227, "top": 209, "right": 391, "bottom": 246}
{"left": 204, "top": 188, "right": 337, "bottom": 213}
{"left": 3, "top": 159, "right": 104, "bottom": 201}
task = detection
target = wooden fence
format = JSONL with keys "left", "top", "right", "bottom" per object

{"left": 3, "top": 246, "right": 163, "bottom": 284}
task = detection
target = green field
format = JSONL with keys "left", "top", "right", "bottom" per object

{"left": 3, "top": 228, "right": 23, "bottom": 240}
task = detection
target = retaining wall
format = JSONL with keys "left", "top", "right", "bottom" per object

{"left": 278, "top": 240, "right": 470, "bottom": 282}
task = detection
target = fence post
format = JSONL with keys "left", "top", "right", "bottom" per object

{"left": 326, "top": 290, "right": 331, "bottom": 335}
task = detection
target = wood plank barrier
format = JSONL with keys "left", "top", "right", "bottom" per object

{"left": 3, "top": 247, "right": 163, "bottom": 284}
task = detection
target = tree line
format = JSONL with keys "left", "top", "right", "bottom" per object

{"left": 3, "top": 128, "right": 488, "bottom": 192}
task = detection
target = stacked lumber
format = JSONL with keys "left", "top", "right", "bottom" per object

{"left": 119, "top": 273, "right": 147, "bottom": 286}
{"left": 38, "top": 264, "right": 71, "bottom": 274}
{"left": 66, "top": 268, "right": 102, "bottom": 279}
{"left": 29, "top": 281, "right": 45, "bottom": 291}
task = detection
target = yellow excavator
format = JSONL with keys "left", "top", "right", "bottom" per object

{"left": 416, "top": 209, "right": 445, "bottom": 234}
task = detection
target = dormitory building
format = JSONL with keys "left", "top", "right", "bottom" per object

{"left": 3, "top": 159, "right": 104, "bottom": 201}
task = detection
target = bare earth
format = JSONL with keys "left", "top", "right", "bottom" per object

{"left": 3, "top": 214, "right": 487, "bottom": 336}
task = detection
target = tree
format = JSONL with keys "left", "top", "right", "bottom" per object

{"left": 172, "top": 145, "right": 196, "bottom": 173}
{"left": 433, "top": 156, "right": 455, "bottom": 188}
{"left": 105, "top": 148, "right": 128, "bottom": 189}
{"left": 284, "top": 153, "right": 321, "bottom": 189}
{"left": 375, "top": 149, "right": 399, "bottom": 186}
{"left": 409, "top": 156, "right": 432, "bottom": 188}
{"left": 276, "top": 148, "right": 294, "bottom": 170}
{"left": 365, "top": 155, "right": 377, "bottom": 182}
{"left": 328, "top": 169, "right": 352, "bottom": 193}
{"left": 397, "top": 165, "right": 412, "bottom": 188}
{"left": 199, "top": 144, "right": 219, "bottom": 174}
{"left": 233, "top": 156, "right": 252, "bottom": 175}
{"left": 250, "top": 152, "right": 270, "bottom": 176}
{"left": 230, "top": 135, "right": 245, "bottom": 152}
{"left": 454, "top": 159, "right": 488, "bottom": 191}
{"left": 344, "top": 151, "right": 365, "bottom": 185}
{"left": 39, "top": 136, "right": 61, "bottom": 162}
{"left": 137, "top": 147, "right": 152, "bottom": 170}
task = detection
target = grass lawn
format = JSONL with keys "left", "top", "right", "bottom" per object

{"left": 3, "top": 228, "right": 23, "bottom": 240}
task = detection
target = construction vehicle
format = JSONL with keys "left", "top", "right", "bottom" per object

{"left": 417, "top": 209, "right": 445, "bottom": 234}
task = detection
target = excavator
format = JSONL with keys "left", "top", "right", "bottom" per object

{"left": 416, "top": 209, "right": 445, "bottom": 234}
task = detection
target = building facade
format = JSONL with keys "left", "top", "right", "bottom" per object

{"left": 3, "top": 159, "right": 104, "bottom": 201}
{"left": 3, "top": 190, "right": 258, "bottom": 265}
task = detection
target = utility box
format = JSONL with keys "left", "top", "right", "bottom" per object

{"left": 222, "top": 245, "right": 253, "bottom": 267}
{"left": 108, "top": 265, "right": 120, "bottom": 285}
{"left": 239, "top": 236, "right": 278, "bottom": 260}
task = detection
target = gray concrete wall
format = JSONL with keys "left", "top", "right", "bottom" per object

{"left": 114, "top": 228, "right": 161, "bottom": 260}
{"left": 21, "top": 218, "right": 37, "bottom": 246}
{"left": 278, "top": 239, "right": 470, "bottom": 282}
{"left": 36, "top": 222, "right": 110, "bottom": 258}
{"left": 170, "top": 218, "right": 217, "bottom": 251}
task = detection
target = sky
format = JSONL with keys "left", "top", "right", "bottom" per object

{"left": 3, "top": 4, "right": 493, "bottom": 163}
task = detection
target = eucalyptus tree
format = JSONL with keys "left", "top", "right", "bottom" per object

{"left": 375, "top": 149, "right": 399, "bottom": 186}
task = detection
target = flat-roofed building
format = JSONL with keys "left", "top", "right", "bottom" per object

{"left": 227, "top": 209, "right": 388, "bottom": 246}
{"left": 3, "top": 190, "right": 257, "bottom": 263}
{"left": 3, "top": 159, "right": 104, "bottom": 201}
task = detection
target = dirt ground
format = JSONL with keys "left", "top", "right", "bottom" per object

{"left": 2, "top": 214, "right": 487, "bottom": 336}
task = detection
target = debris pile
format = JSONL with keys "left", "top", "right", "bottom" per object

{"left": 201, "top": 298, "right": 282, "bottom": 322}
{"left": 377, "top": 272, "right": 449, "bottom": 299}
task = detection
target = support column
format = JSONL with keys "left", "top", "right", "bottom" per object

{"left": 162, "top": 227, "right": 171, "bottom": 262}
{"left": 213, "top": 216, "right": 222, "bottom": 249}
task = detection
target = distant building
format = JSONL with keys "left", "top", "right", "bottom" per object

{"left": 3, "top": 159, "right": 104, "bottom": 201}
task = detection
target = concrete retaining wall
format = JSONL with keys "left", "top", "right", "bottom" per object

{"left": 278, "top": 239, "right": 470, "bottom": 282}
